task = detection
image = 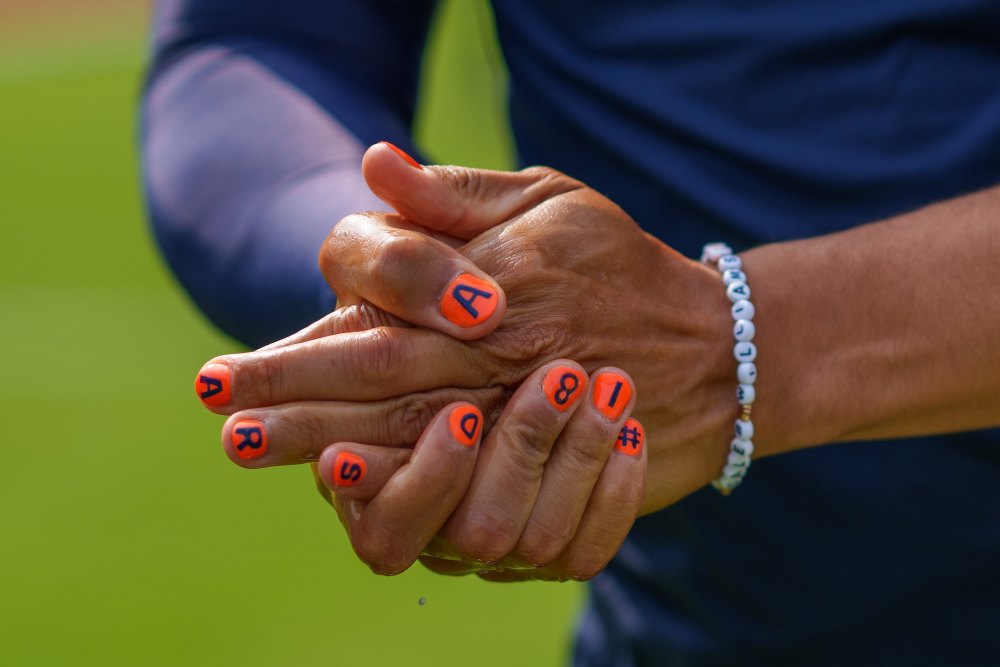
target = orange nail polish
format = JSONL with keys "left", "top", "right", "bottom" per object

{"left": 232, "top": 420, "right": 268, "bottom": 460}
{"left": 332, "top": 451, "right": 367, "bottom": 487}
{"left": 440, "top": 273, "right": 499, "bottom": 328}
{"left": 441, "top": 273, "right": 500, "bottom": 329}
{"left": 195, "top": 363, "right": 231, "bottom": 407}
{"left": 543, "top": 366, "right": 587, "bottom": 412}
{"left": 381, "top": 141, "right": 423, "bottom": 170}
{"left": 448, "top": 405, "right": 483, "bottom": 447}
{"left": 615, "top": 418, "right": 644, "bottom": 456}
{"left": 591, "top": 373, "right": 633, "bottom": 421}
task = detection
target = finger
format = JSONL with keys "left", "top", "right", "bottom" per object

{"left": 507, "top": 368, "right": 637, "bottom": 568}
{"left": 525, "top": 417, "right": 648, "bottom": 582}
{"left": 257, "top": 302, "right": 409, "bottom": 352}
{"left": 340, "top": 402, "right": 484, "bottom": 575}
{"left": 316, "top": 443, "right": 412, "bottom": 501}
{"left": 362, "top": 142, "right": 582, "bottom": 240}
{"left": 438, "top": 360, "right": 590, "bottom": 564}
{"left": 320, "top": 212, "right": 506, "bottom": 339}
{"left": 218, "top": 386, "right": 503, "bottom": 467}
{"left": 194, "top": 326, "right": 484, "bottom": 414}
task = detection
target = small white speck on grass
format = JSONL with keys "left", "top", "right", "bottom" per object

{"left": 418, "top": 597, "right": 426, "bottom": 606}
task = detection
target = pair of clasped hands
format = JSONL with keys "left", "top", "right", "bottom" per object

{"left": 195, "top": 142, "right": 737, "bottom": 581}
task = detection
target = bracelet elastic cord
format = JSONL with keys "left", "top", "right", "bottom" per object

{"left": 701, "top": 243, "right": 757, "bottom": 495}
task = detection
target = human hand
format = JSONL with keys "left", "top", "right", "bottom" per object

{"left": 310, "top": 359, "right": 646, "bottom": 579}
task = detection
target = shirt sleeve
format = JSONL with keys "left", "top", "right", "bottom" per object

{"left": 140, "top": 0, "right": 438, "bottom": 348}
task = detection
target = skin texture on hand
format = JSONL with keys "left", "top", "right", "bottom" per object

{"left": 197, "top": 144, "right": 738, "bottom": 519}
{"left": 313, "top": 361, "right": 647, "bottom": 580}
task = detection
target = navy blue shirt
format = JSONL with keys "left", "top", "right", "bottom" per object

{"left": 142, "top": 1, "right": 1000, "bottom": 663}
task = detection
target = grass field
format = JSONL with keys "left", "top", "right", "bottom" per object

{"left": 0, "top": 2, "right": 580, "bottom": 664}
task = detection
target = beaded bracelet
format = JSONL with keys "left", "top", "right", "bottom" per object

{"left": 700, "top": 243, "right": 757, "bottom": 495}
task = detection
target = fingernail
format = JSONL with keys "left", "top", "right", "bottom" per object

{"left": 332, "top": 451, "right": 367, "bottom": 487}
{"left": 449, "top": 404, "right": 483, "bottom": 447}
{"left": 440, "top": 273, "right": 499, "bottom": 328}
{"left": 232, "top": 420, "right": 268, "bottom": 460}
{"left": 380, "top": 141, "right": 423, "bottom": 170}
{"left": 591, "top": 372, "right": 633, "bottom": 421}
{"left": 543, "top": 366, "right": 587, "bottom": 412}
{"left": 615, "top": 418, "right": 644, "bottom": 456}
{"left": 195, "top": 363, "right": 231, "bottom": 407}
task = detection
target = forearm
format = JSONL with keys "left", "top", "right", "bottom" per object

{"left": 141, "top": 0, "right": 435, "bottom": 347}
{"left": 745, "top": 184, "right": 1000, "bottom": 455}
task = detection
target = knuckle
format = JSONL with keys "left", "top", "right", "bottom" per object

{"left": 437, "top": 165, "right": 485, "bottom": 202}
{"left": 370, "top": 233, "right": 422, "bottom": 306}
{"left": 239, "top": 353, "right": 284, "bottom": 406}
{"left": 514, "top": 521, "right": 572, "bottom": 568}
{"left": 448, "top": 509, "right": 518, "bottom": 564}
{"left": 564, "top": 545, "right": 611, "bottom": 582}
{"left": 502, "top": 416, "right": 557, "bottom": 471}
{"left": 353, "top": 519, "right": 413, "bottom": 576}
{"left": 352, "top": 328, "right": 402, "bottom": 388}
{"left": 386, "top": 393, "right": 438, "bottom": 444}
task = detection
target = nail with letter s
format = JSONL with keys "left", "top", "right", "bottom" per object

{"left": 332, "top": 451, "right": 367, "bottom": 487}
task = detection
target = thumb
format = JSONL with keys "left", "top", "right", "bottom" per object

{"left": 362, "top": 142, "right": 582, "bottom": 240}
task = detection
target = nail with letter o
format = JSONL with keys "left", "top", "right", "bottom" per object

{"left": 332, "top": 451, "right": 367, "bottom": 487}
{"left": 615, "top": 418, "right": 644, "bottom": 457}
{"left": 591, "top": 372, "right": 633, "bottom": 421}
{"left": 448, "top": 404, "right": 483, "bottom": 447}
{"left": 440, "top": 273, "right": 498, "bottom": 328}
{"left": 231, "top": 420, "right": 268, "bottom": 461}
{"left": 195, "top": 363, "right": 231, "bottom": 407}
{"left": 543, "top": 366, "right": 587, "bottom": 412}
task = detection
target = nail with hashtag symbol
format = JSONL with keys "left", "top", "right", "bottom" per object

{"left": 615, "top": 418, "right": 644, "bottom": 456}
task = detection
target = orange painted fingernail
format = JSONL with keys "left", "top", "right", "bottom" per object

{"left": 448, "top": 404, "right": 483, "bottom": 447}
{"left": 592, "top": 373, "right": 633, "bottom": 421}
{"left": 615, "top": 418, "right": 644, "bottom": 456}
{"left": 542, "top": 366, "right": 587, "bottom": 412}
{"left": 195, "top": 363, "right": 231, "bottom": 407}
{"left": 232, "top": 420, "right": 268, "bottom": 460}
{"left": 381, "top": 141, "right": 423, "bottom": 170}
{"left": 332, "top": 451, "right": 367, "bottom": 487}
{"left": 440, "top": 273, "right": 499, "bottom": 328}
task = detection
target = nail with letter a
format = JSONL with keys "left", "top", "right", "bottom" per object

{"left": 231, "top": 420, "right": 268, "bottom": 460}
{"left": 449, "top": 405, "right": 483, "bottom": 447}
{"left": 543, "top": 366, "right": 587, "bottom": 412}
{"left": 195, "top": 363, "right": 231, "bottom": 407}
{"left": 615, "top": 418, "right": 644, "bottom": 456}
{"left": 332, "top": 451, "right": 367, "bottom": 487}
{"left": 592, "top": 372, "right": 633, "bottom": 421}
{"left": 440, "top": 273, "right": 498, "bottom": 328}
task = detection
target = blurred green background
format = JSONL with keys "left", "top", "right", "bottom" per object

{"left": 0, "top": 1, "right": 581, "bottom": 664}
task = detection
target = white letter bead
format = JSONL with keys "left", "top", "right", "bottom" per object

{"left": 733, "top": 319, "right": 756, "bottom": 342}
{"left": 736, "top": 383, "right": 756, "bottom": 405}
{"left": 737, "top": 362, "right": 757, "bottom": 384}
{"left": 722, "top": 463, "right": 749, "bottom": 479}
{"left": 734, "top": 418, "right": 755, "bottom": 440}
{"left": 726, "top": 281, "right": 751, "bottom": 302}
{"left": 734, "top": 341, "right": 757, "bottom": 362}
{"left": 727, "top": 451, "right": 750, "bottom": 467}
{"left": 701, "top": 242, "right": 733, "bottom": 263}
{"left": 731, "top": 437, "right": 754, "bottom": 457}
{"left": 717, "top": 254, "right": 743, "bottom": 272}
{"left": 731, "top": 299, "right": 755, "bottom": 321}
{"left": 722, "top": 269, "right": 747, "bottom": 286}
